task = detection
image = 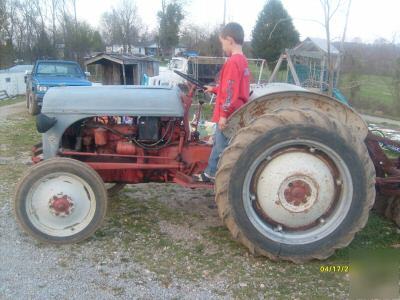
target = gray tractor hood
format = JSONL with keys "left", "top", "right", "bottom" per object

{"left": 41, "top": 85, "right": 184, "bottom": 117}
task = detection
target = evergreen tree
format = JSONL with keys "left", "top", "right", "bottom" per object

{"left": 158, "top": 0, "right": 184, "bottom": 57}
{"left": 251, "top": 0, "right": 299, "bottom": 65}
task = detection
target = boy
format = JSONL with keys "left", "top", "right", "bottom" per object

{"left": 194, "top": 22, "right": 251, "bottom": 183}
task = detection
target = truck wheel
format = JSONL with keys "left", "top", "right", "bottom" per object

{"left": 215, "top": 108, "right": 375, "bottom": 262}
{"left": 28, "top": 93, "right": 40, "bottom": 115}
{"left": 14, "top": 157, "right": 108, "bottom": 244}
{"left": 106, "top": 183, "right": 126, "bottom": 197}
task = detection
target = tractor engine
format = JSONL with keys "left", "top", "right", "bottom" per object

{"left": 60, "top": 115, "right": 187, "bottom": 184}
{"left": 64, "top": 116, "right": 182, "bottom": 155}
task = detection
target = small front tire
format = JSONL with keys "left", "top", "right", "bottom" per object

{"left": 14, "top": 157, "right": 108, "bottom": 244}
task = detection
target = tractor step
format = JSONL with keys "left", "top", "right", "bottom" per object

{"left": 173, "top": 171, "right": 214, "bottom": 189}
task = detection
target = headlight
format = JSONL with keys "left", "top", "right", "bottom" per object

{"left": 37, "top": 85, "right": 48, "bottom": 92}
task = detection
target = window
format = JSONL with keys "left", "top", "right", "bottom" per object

{"left": 5, "top": 77, "right": 11, "bottom": 83}
{"left": 36, "top": 62, "right": 83, "bottom": 77}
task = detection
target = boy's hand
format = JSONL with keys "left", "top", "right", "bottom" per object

{"left": 218, "top": 117, "right": 227, "bottom": 130}
{"left": 204, "top": 85, "right": 214, "bottom": 93}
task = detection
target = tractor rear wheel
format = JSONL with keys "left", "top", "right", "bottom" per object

{"left": 14, "top": 157, "right": 108, "bottom": 244}
{"left": 215, "top": 108, "right": 375, "bottom": 262}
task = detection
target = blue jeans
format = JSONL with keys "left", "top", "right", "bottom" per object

{"left": 205, "top": 126, "right": 229, "bottom": 177}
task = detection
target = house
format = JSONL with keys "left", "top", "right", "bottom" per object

{"left": 105, "top": 42, "right": 188, "bottom": 57}
{"left": 84, "top": 53, "right": 159, "bottom": 85}
{"left": 132, "top": 42, "right": 158, "bottom": 56}
{"left": 174, "top": 45, "right": 187, "bottom": 56}
{"left": 106, "top": 42, "right": 159, "bottom": 56}
{"left": 0, "top": 64, "right": 33, "bottom": 96}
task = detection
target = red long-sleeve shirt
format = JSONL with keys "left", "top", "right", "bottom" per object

{"left": 211, "top": 53, "right": 251, "bottom": 122}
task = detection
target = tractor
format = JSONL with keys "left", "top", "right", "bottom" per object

{"left": 13, "top": 71, "right": 400, "bottom": 263}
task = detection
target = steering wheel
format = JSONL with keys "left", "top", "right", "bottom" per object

{"left": 173, "top": 70, "right": 206, "bottom": 89}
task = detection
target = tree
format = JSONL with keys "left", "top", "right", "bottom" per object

{"left": 319, "top": 0, "right": 347, "bottom": 96}
{"left": 157, "top": 0, "right": 184, "bottom": 57}
{"left": 179, "top": 24, "right": 223, "bottom": 56}
{"left": 32, "top": 29, "right": 55, "bottom": 59}
{"left": 101, "top": 0, "right": 142, "bottom": 53}
{"left": 63, "top": 18, "right": 105, "bottom": 62}
{"left": 251, "top": 0, "right": 299, "bottom": 66}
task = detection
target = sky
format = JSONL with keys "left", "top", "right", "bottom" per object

{"left": 75, "top": 0, "right": 400, "bottom": 43}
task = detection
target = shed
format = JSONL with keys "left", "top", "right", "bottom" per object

{"left": 0, "top": 64, "right": 33, "bottom": 96}
{"left": 269, "top": 37, "right": 341, "bottom": 90}
{"left": 84, "top": 53, "right": 160, "bottom": 85}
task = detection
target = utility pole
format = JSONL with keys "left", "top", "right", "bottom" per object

{"left": 223, "top": 0, "right": 226, "bottom": 26}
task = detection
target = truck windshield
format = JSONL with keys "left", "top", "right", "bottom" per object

{"left": 36, "top": 62, "right": 83, "bottom": 77}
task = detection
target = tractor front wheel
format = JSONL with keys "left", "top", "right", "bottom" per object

{"left": 14, "top": 157, "right": 108, "bottom": 244}
{"left": 215, "top": 108, "right": 376, "bottom": 262}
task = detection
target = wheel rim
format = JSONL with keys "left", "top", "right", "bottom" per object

{"left": 25, "top": 172, "right": 97, "bottom": 237}
{"left": 242, "top": 139, "right": 353, "bottom": 245}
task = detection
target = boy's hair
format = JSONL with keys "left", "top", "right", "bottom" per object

{"left": 220, "top": 22, "right": 244, "bottom": 45}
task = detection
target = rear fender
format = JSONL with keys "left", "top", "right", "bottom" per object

{"left": 224, "top": 90, "right": 368, "bottom": 141}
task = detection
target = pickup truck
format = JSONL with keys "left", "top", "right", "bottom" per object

{"left": 25, "top": 60, "right": 92, "bottom": 115}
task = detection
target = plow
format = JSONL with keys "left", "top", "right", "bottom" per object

{"left": 13, "top": 72, "right": 400, "bottom": 263}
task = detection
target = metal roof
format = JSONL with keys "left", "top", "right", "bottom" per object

{"left": 0, "top": 64, "right": 33, "bottom": 73}
{"left": 84, "top": 53, "right": 159, "bottom": 66}
{"left": 290, "top": 37, "right": 340, "bottom": 57}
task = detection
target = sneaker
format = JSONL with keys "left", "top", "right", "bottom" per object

{"left": 192, "top": 172, "right": 215, "bottom": 183}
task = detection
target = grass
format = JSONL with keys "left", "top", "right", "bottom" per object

{"left": 338, "top": 74, "right": 399, "bottom": 118}
{"left": 0, "top": 110, "right": 40, "bottom": 157}
{"left": 1, "top": 108, "right": 399, "bottom": 299}
{"left": 248, "top": 61, "right": 271, "bottom": 83}
{"left": 0, "top": 95, "right": 25, "bottom": 108}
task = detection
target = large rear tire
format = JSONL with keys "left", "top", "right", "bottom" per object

{"left": 14, "top": 157, "right": 108, "bottom": 244}
{"left": 215, "top": 108, "right": 376, "bottom": 262}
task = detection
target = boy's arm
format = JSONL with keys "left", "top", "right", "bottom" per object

{"left": 219, "top": 62, "right": 241, "bottom": 118}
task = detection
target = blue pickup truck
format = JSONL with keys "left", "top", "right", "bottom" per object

{"left": 26, "top": 60, "right": 92, "bottom": 115}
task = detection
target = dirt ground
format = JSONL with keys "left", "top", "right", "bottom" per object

{"left": 0, "top": 104, "right": 399, "bottom": 299}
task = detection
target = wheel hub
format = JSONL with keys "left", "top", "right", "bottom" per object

{"left": 243, "top": 139, "right": 353, "bottom": 245}
{"left": 281, "top": 177, "right": 316, "bottom": 213}
{"left": 49, "top": 194, "right": 74, "bottom": 217}
{"left": 255, "top": 150, "right": 337, "bottom": 229}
